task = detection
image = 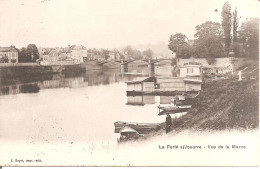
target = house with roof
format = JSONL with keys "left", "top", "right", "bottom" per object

{"left": 177, "top": 57, "right": 235, "bottom": 75}
{"left": 126, "top": 75, "right": 202, "bottom": 94}
{"left": 87, "top": 49, "right": 103, "bottom": 61}
{"left": 177, "top": 62, "right": 202, "bottom": 77}
{"left": 70, "top": 45, "right": 87, "bottom": 63}
{"left": 126, "top": 77, "right": 155, "bottom": 92}
{"left": 41, "top": 49, "right": 58, "bottom": 65}
{"left": 0, "top": 46, "right": 19, "bottom": 63}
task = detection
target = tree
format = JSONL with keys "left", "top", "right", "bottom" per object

{"left": 122, "top": 45, "right": 134, "bottom": 59}
{"left": 221, "top": 1, "right": 232, "bottom": 54}
{"left": 231, "top": 7, "right": 240, "bottom": 57}
{"left": 168, "top": 33, "right": 187, "bottom": 53}
{"left": 19, "top": 44, "right": 39, "bottom": 62}
{"left": 101, "top": 49, "right": 109, "bottom": 60}
{"left": 193, "top": 21, "right": 224, "bottom": 62}
{"left": 232, "top": 7, "right": 239, "bottom": 42}
{"left": 18, "top": 47, "right": 29, "bottom": 63}
{"left": 26, "top": 44, "right": 39, "bottom": 62}
{"left": 0, "top": 55, "right": 8, "bottom": 63}
{"left": 238, "top": 18, "right": 259, "bottom": 59}
{"left": 176, "top": 43, "right": 192, "bottom": 59}
{"left": 132, "top": 49, "right": 142, "bottom": 60}
{"left": 122, "top": 45, "right": 143, "bottom": 60}
{"left": 142, "top": 49, "right": 154, "bottom": 59}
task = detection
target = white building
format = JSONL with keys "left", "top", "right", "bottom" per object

{"left": 179, "top": 62, "right": 202, "bottom": 77}
{"left": 0, "top": 46, "right": 19, "bottom": 63}
{"left": 70, "top": 45, "right": 87, "bottom": 63}
{"left": 177, "top": 57, "right": 235, "bottom": 74}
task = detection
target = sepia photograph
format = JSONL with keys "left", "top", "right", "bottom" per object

{"left": 0, "top": 0, "right": 259, "bottom": 167}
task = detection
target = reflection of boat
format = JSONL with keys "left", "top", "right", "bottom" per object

{"left": 117, "top": 126, "right": 145, "bottom": 143}
{"left": 114, "top": 121, "right": 161, "bottom": 134}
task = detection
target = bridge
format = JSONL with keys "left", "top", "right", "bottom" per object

{"left": 95, "top": 58, "right": 172, "bottom": 75}
{"left": 97, "top": 58, "right": 172, "bottom": 65}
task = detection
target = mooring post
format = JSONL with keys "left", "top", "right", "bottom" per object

{"left": 238, "top": 71, "right": 242, "bottom": 81}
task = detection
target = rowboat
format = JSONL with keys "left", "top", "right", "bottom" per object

{"left": 117, "top": 126, "right": 145, "bottom": 143}
{"left": 158, "top": 105, "right": 191, "bottom": 111}
{"left": 114, "top": 121, "right": 161, "bottom": 134}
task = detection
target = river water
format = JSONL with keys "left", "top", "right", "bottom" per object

{"left": 0, "top": 68, "right": 180, "bottom": 146}
{"left": 0, "top": 68, "right": 258, "bottom": 166}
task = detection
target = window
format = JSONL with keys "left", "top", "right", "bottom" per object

{"left": 187, "top": 68, "right": 193, "bottom": 73}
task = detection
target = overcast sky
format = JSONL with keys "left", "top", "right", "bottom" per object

{"left": 0, "top": 0, "right": 258, "bottom": 49}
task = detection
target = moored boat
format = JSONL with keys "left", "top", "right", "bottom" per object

{"left": 114, "top": 121, "right": 161, "bottom": 134}
{"left": 158, "top": 105, "right": 191, "bottom": 111}
{"left": 117, "top": 126, "right": 145, "bottom": 143}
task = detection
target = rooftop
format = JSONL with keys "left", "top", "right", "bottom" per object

{"left": 0, "top": 46, "right": 18, "bottom": 52}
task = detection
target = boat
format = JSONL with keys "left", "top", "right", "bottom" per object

{"left": 158, "top": 105, "right": 191, "bottom": 111}
{"left": 117, "top": 126, "right": 145, "bottom": 143}
{"left": 158, "top": 110, "right": 188, "bottom": 116}
{"left": 114, "top": 121, "right": 161, "bottom": 134}
{"left": 157, "top": 105, "right": 192, "bottom": 115}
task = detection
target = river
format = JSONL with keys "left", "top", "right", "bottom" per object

{"left": 0, "top": 68, "right": 258, "bottom": 166}
{"left": 0, "top": 68, "right": 181, "bottom": 146}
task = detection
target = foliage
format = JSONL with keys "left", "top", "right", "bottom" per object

{"left": 19, "top": 44, "right": 39, "bottom": 62}
{"left": 193, "top": 21, "right": 224, "bottom": 60}
{"left": 0, "top": 55, "right": 9, "bottom": 63}
{"left": 122, "top": 45, "right": 146, "bottom": 60}
{"left": 142, "top": 49, "right": 154, "bottom": 59}
{"left": 101, "top": 49, "right": 109, "bottom": 60}
{"left": 176, "top": 43, "right": 192, "bottom": 59}
{"left": 232, "top": 7, "right": 239, "bottom": 42}
{"left": 168, "top": 33, "right": 187, "bottom": 53}
{"left": 238, "top": 18, "right": 259, "bottom": 59}
{"left": 221, "top": 1, "right": 232, "bottom": 53}
{"left": 170, "top": 74, "right": 259, "bottom": 130}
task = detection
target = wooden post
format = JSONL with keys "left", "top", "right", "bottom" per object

{"left": 238, "top": 71, "right": 242, "bottom": 81}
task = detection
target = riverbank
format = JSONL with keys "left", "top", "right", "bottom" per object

{"left": 0, "top": 64, "right": 85, "bottom": 79}
{"left": 138, "top": 61, "right": 259, "bottom": 140}
{"left": 165, "top": 66, "right": 258, "bottom": 135}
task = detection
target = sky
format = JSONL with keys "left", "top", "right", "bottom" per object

{"left": 0, "top": 0, "right": 259, "bottom": 49}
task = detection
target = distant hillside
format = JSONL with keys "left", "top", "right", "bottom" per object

{"left": 133, "top": 42, "right": 175, "bottom": 59}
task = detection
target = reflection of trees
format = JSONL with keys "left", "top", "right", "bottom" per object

{"left": 20, "top": 84, "right": 40, "bottom": 93}
{"left": 0, "top": 83, "right": 40, "bottom": 96}
{"left": 83, "top": 70, "right": 125, "bottom": 86}
{"left": 0, "top": 73, "right": 53, "bottom": 86}
{"left": 0, "top": 86, "right": 9, "bottom": 95}
{"left": 0, "top": 69, "right": 149, "bottom": 96}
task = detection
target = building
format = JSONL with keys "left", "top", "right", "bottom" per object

{"left": 41, "top": 50, "right": 58, "bottom": 65}
{"left": 87, "top": 49, "right": 103, "bottom": 61}
{"left": 126, "top": 77, "right": 155, "bottom": 92}
{"left": 178, "top": 62, "right": 202, "bottom": 77}
{"left": 107, "top": 50, "right": 121, "bottom": 61}
{"left": 177, "top": 57, "right": 235, "bottom": 74}
{"left": 40, "top": 47, "right": 76, "bottom": 65}
{"left": 0, "top": 46, "right": 19, "bottom": 63}
{"left": 155, "top": 77, "right": 202, "bottom": 92}
{"left": 70, "top": 45, "right": 87, "bottom": 63}
{"left": 126, "top": 76, "right": 202, "bottom": 93}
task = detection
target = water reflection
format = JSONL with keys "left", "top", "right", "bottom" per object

{"left": 0, "top": 69, "right": 146, "bottom": 96}
{"left": 127, "top": 95, "right": 175, "bottom": 106}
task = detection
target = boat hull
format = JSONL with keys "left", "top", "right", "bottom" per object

{"left": 114, "top": 121, "right": 161, "bottom": 134}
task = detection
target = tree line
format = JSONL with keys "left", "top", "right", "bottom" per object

{"left": 168, "top": 1, "right": 259, "bottom": 62}
{"left": 122, "top": 45, "right": 154, "bottom": 60}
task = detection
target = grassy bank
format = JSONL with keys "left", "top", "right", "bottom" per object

{"left": 171, "top": 78, "right": 258, "bottom": 131}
